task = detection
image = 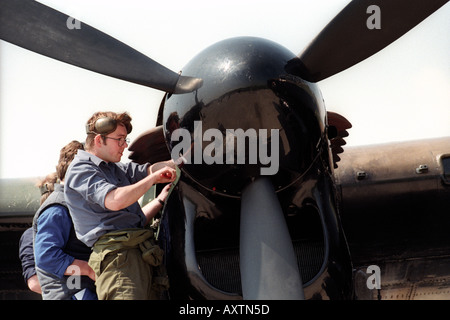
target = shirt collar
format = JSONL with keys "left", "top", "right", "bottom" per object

{"left": 77, "top": 149, "right": 107, "bottom": 167}
{"left": 54, "top": 183, "right": 64, "bottom": 192}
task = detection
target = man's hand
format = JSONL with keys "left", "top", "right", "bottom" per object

{"left": 153, "top": 166, "right": 176, "bottom": 184}
{"left": 65, "top": 259, "right": 96, "bottom": 282}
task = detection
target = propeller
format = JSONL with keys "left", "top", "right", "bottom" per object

{"left": 327, "top": 112, "right": 352, "bottom": 169}
{"left": 293, "top": 0, "right": 449, "bottom": 82}
{"left": 0, "top": 0, "right": 202, "bottom": 94}
{"left": 129, "top": 125, "right": 170, "bottom": 164}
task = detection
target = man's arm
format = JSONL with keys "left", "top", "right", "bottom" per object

{"left": 141, "top": 184, "right": 171, "bottom": 225}
{"left": 104, "top": 166, "right": 176, "bottom": 211}
{"left": 27, "top": 274, "right": 42, "bottom": 294}
{"left": 34, "top": 206, "right": 77, "bottom": 278}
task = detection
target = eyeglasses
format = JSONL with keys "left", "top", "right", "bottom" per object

{"left": 103, "top": 136, "right": 130, "bottom": 147}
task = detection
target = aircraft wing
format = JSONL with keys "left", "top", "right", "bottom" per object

{"left": 334, "top": 136, "right": 450, "bottom": 299}
{"left": 0, "top": 178, "right": 40, "bottom": 226}
{"left": 0, "top": 178, "right": 40, "bottom": 299}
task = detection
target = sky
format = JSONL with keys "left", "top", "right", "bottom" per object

{"left": 0, "top": 0, "right": 449, "bottom": 179}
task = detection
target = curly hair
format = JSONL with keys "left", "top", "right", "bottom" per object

{"left": 56, "top": 140, "right": 84, "bottom": 181}
{"left": 37, "top": 140, "right": 84, "bottom": 204}
{"left": 36, "top": 172, "right": 57, "bottom": 205}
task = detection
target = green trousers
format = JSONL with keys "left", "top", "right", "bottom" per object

{"left": 88, "top": 228, "right": 169, "bottom": 300}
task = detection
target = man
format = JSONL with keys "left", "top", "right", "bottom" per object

{"left": 19, "top": 173, "right": 57, "bottom": 296}
{"left": 33, "top": 140, "right": 97, "bottom": 300}
{"left": 64, "top": 111, "right": 176, "bottom": 300}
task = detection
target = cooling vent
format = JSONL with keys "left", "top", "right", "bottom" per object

{"left": 0, "top": 228, "right": 41, "bottom": 299}
{"left": 193, "top": 201, "right": 325, "bottom": 295}
{"left": 196, "top": 238, "right": 325, "bottom": 294}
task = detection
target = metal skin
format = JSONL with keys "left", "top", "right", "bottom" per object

{"left": 157, "top": 37, "right": 353, "bottom": 300}
{"left": 335, "top": 137, "right": 450, "bottom": 299}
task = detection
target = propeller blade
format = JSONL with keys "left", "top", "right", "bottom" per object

{"left": 327, "top": 111, "right": 352, "bottom": 168}
{"left": 295, "top": 0, "right": 449, "bottom": 82}
{"left": 240, "top": 177, "right": 304, "bottom": 300}
{"left": 0, "top": 0, "right": 202, "bottom": 93}
{"left": 128, "top": 126, "right": 171, "bottom": 164}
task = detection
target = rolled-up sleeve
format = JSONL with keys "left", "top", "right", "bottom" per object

{"left": 69, "top": 162, "right": 117, "bottom": 210}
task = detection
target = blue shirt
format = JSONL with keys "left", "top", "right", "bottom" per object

{"left": 19, "top": 228, "right": 37, "bottom": 282}
{"left": 65, "top": 150, "right": 150, "bottom": 247}
{"left": 34, "top": 205, "right": 75, "bottom": 278}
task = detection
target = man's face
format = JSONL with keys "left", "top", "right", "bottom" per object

{"left": 98, "top": 124, "right": 129, "bottom": 163}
